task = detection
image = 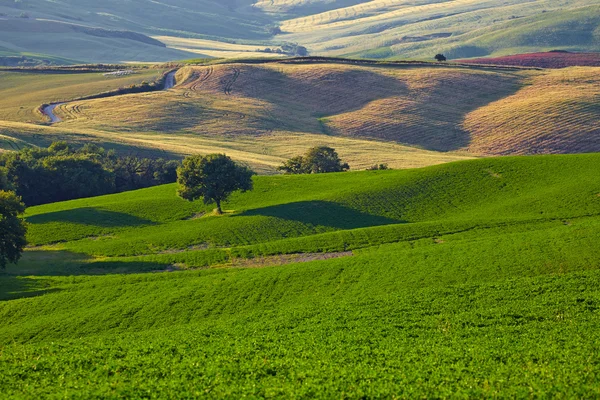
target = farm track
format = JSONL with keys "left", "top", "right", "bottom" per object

{"left": 185, "top": 67, "right": 213, "bottom": 98}
{"left": 221, "top": 68, "right": 240, "bottom": 95}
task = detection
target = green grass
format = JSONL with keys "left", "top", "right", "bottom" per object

{"left": 2, "top": 154, "right": 600, "bottom": 397}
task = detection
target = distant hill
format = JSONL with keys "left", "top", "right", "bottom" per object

{"left": 0, "top": 0, "right": 598, "bottom": 62}
{"left": 458, "top": 51, "right": 600, "bottom": 68}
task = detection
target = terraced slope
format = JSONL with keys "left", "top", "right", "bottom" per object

{"left": 2, "top": 154, "right": 600, "bottom": 397}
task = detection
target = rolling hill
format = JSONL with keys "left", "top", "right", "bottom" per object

{"left": 458, "top": 51, "right": 600, "bottom": 68}
{"left": 2, "top": 154, "right": 600, "bottom": 396}
{"left": 0, "top": 0, "right": 598, "bottom": 62}
{"left": 1, "top": 59, "right": 597, "bottom": 168}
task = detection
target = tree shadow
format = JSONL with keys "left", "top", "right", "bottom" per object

{"left": 1, "top": 249, "right": 174, "bottom": 301}
{"left": 237, "top": 200, "right": 403, "bottom": 229}
{"left": 0, "top": 275, "right": 61, "bottom": 301}
{"left": 27, "top": 208, "right": 155, "bottom": 227}
{"left": 6, "top": 250, "right": 171, "bottom": 277}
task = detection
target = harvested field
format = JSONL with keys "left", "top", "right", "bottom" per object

{"left": 459, "top": 52, "right": 600, "bottom": 69}
{"left": 464, "top": 67, "right": 600, "bottom": 155}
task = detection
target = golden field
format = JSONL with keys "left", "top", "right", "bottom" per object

{"left": 1, "top": 60, "right": 599, "bottom": 173}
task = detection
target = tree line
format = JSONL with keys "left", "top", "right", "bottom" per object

{"left": 0, "top": 142, "right": 180, "bottom": 206}
{"left": 1, "top": 145, "right": 383, "bottom": 271}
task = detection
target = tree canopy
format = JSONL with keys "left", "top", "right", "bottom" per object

{"left": 0, "top": 142, "right": 179, "bottom": 206}
{"left": 0, "top": 169, "right": 26, "bottom": 270}
{"left": 279, "top": 146, "right": 349, "bottom": 174}
{"left": 435, "top": 53, "right": 447, "bottom": 62}
{"left": 177, "top": 154, "right": 254, "bottom": 214}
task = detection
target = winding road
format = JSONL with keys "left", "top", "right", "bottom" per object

{"left": 42, "top": 70, "right": 178, "bottom": 124}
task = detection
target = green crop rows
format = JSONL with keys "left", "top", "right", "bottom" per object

{"left": 1, "top": 154, "right": 600, "bottom": 397}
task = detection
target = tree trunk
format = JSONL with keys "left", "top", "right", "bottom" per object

{"left": 215, "top": 199, "right": 223, "bottom": 215}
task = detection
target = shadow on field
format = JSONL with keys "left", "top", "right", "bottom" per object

{"left": 0, "top": 275, "right": 60, "bottom": 301}
{"left": 4, "top": 250, "right": 172, "bottom": 279}
{"left": 27, "top": 208, "right": 155, "bottom": 227}
{"left": 238, "top": 201, "right": 402, "bottom": 229}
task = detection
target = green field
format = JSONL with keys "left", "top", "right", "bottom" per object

{"left": 2, "top": 154, "right": 600, "bottom": 396}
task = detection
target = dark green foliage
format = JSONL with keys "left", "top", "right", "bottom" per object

{"left": 366, "top": 163, "right": 390, "bottom": 170}
{"left": 279, "top": 146, "right": 349, "bottom": 174}
{"left": 0, "top": 190, "right": 26, "bottom": 269}
{"left": 281, "top": 43, "right": 309, "bottom": 56}
{"left": 177, "top": 154, "right": 254, "bottom": 214}
{"left": 0, "top": 142, "right": 180, "bottom": 206}
{"left": 278, "top": 155, "right": 307, "bottom": 174}
{"left": 435, "top": 53, "right": 447, "bottom": 62}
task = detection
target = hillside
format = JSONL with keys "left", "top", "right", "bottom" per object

{"left": 2, "top": 154, "right": 600, "bottom": 396}
{"left": 0, "top": 0, "right": 598, "bottom": 62}
{"left": 458, "top": 52, "right": 600, "bottom": 69}
{"left": 1, "top": 60, "right": 596, "bottom": 163}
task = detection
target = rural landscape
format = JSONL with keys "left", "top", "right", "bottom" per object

{"left": 0, "top": 0, "right": 599, "bottom": 398}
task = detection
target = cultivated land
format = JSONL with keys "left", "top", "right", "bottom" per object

{"left": 0, "top": 0, "right": 598, "bottom": 62}
{"left": 2, "top": 154, "right": 600, "bottom": 396}
{"left": 459, "top": 51, "right": 600, "bottom": 69}
{"left": 0, "top": 68, "right": 164, "bottom": 124}
{"left": 1, "top": 59, "right": 599, "bottom": 170}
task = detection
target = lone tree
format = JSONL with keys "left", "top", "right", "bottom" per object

{"left": 177, "top": 154, "right": 254, "bottom": 214}
{"left": 435, "top": 53, "right": 447, "bottom": 62}
{"left": 278, "top": 146, "right": 349, "bottom": 174}
{"left": 0, "top": 188, "right": 27, "bottom": 270}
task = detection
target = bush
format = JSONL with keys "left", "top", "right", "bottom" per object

{"left": 366, "top": 164, "right": 390, "bottom": 171}
{"left": 279, "top": 146, "right": 349, "bottom": 174}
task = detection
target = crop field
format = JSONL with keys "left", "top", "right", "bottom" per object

{"left": 1, "top": 154, "right": 600, "bottom": 396}
{"left": 37, "top": 61, "right": 600, "bottom": 157}
{"left": 0, "top": 60, "right": 599, "bottom": 171}
{"left": 154, "top": 36, "right": 284, "bottom": 59}
{"left": 459, "top": 52, "right": 600, "bottom": 68}
{"left": 464, "top": 67, "right": 600, "bottom": 155}
{"left": 2, "top": 0, "right": 599, "bottom": 63}
{"left": 0, "top": 69, "right": 164, "bottom": 123}
{"left": 276, "top": 1, "right": 599, "bottom": 59}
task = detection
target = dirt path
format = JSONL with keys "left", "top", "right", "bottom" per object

{"left": 41, "top": 70, "right": 178, "bottom": 124}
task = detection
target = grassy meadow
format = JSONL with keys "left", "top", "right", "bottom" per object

{"left": 1, "top": 154, "right": 600, "bottom": 397}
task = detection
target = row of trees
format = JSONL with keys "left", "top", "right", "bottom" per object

{"left": 0, "top": 142, "right": 179, "bottom": 206}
